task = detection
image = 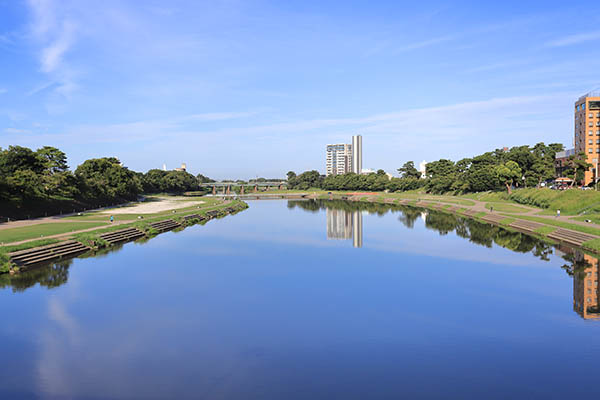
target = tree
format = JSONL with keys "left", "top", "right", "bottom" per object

{"left": 567, "top": 152, "right": 592, "bottom": 187}
{"left": 196, "top": 174, "right": 215, "bottom": 183}
{"left": 397, "top": 161, "right": 421, "bottom": 179}
{"left": 495, "top": 160, "right": 521, "bottom": 194}
{"left": 36, "top": 146, "right": 68, "bottom": 174}
{"left": 75, "top": 157, "right": 142, "bottom": 201}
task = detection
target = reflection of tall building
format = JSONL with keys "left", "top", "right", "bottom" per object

{"left": 326, "top": 208, "right": 363, "bottom": 248}
{"left": 352, "top": 211, "right": 363, "bottom": 248}
{"left": 326, "top": 209, "right": 352, "bottom": 239}
{"left": 572, "top": 250, "right": 600, "bottom": 319}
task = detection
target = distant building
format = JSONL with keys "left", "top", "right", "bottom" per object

{"left": 162, "top": 163, "right": 167, "bottom": 171}
{"left": 352, "top": 135, "right": 362, "bottom": 174}
{"left": 574, "top": 91, "right": 600, "bottom": 185}
{"left": 555, "top": 148, "right": 575, "bottom": 177}
{"left": 326, "top": 144, "right": 353, "bottom": 176}
{"left": 325, "top": 134, "right": 362, "bottom": 176}
{"left": 174, "top": 163, "right": 187, "bottom": 172}
{"left": 418, "top": 160, "right": 427, "bottom": 179}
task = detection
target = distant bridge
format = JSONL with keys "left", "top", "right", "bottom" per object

{"left": 201, "top": 181, "right": 288, "bottom": 195}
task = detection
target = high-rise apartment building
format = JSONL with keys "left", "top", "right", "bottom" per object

{"left": 352, "top": 135, "right": 362, "bottom": 174}
{"left": 326, "top": 143, "right": 353, "bottom": 176}
{"left": 574, "top": 92, "right": 600, "bottom": 185}
{"left": 325, "top": 134, "right": 362, "bottom": 176}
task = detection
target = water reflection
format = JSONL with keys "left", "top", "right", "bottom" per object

{"left": 325, "top": 209, "right": 363, "bottom": 247}
{"left": 559, "top": 247, "right": 600, "bottom": 319}
{"left": 3, "top": 199, "right": 600, "bottom": 322}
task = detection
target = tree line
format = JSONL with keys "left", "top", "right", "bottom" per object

{"left": 0, "top": 145, "right": 211, "bottom": 219}
{"left": 286, "top": 142, "right": 588, "bottom": 193}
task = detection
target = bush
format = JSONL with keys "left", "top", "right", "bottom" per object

{"left": 0, "top": 249, "right": 12, "bottom": 273}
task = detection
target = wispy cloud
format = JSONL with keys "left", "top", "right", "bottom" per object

{"left": 27, "top": 0, "right": 79, "bottom": 99}
{"left": 546, "top": 31, "right": 600, "bottom": 47}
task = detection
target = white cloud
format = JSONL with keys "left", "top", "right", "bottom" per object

{"left": 27, "top": 0, "right": 79, "bottom": 100}
{"left": 546, "top": 31, "right": 600, "bottom": 47}
{"left": 40, "top": 21, "right": 76, "bottom": 74}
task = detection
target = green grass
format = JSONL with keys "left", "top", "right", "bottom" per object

{"left": 0, "top": 238, "right": 61, "bottom": 253}
{"left": 534, "top": 226, "right": 556, "bottom": 235}
{"left": 573, "top": 214, "right": 600, "bottom": 224}
{"left": 0, "top": 221, "right": 108, "bottom": 244}
{"left": 475, "top": 212, "right": 486, "bottom": 218}
{"left": 425, "top": 197, "right": 476, "bottom": 206}
{"left": 499, "top": 217, "right": 515, "bottom": 226}
{"left": 506, "top": 188, "right": 600, "bottom": 215}
{"left": 583, "top": 238, "right": 600, "bottom": 251}
{"left": 484, "top": 202, "right": 529, "bottom": 213}
{"left": 514, "top": 215, "right": 600, "bottom": 236}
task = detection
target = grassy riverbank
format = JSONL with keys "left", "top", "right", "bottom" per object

{"left": 0, "top": 197, "right": 243, "bottom": 249}
{"left": 0, "top": 198, "right": 248, "bottom": 274}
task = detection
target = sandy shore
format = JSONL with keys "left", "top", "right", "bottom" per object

{"left": 101, "top": 197, "right": 204, "bottom": 214}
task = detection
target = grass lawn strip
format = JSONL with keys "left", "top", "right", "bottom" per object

{"left": 0, "top": 222, "right": 108, "bottom": 244}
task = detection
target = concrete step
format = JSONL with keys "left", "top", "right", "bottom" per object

{"left": 509, "top": 220, "right": 545, "bottom": 233}
{"left": 9, "top": 240, "right": 80, "bottom": 259}
{"left": 548, "top": 228, "right": 596, "bottom": 246}
{"left": 99, "top": 227, "right": 145, "bottom": 244}
{"left": 11, "top": 242, "right": 89, "bottom": 266}
{"left": 149, "top": 219, "right": 180, "bottom": 232}
{"left": 481, "top": 214, "right": 505, "bottom": 224}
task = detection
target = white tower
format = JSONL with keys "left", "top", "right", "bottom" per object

{"left": 352, "top": 135, "right": 362, "bottom": 174}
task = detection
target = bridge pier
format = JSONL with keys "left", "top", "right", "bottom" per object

{"left": 212, "top": 186, "right": 216, "bottom": 195}
{"left": 226, "top": 185, "right": 230, "bottom": 195}
{"left": 254, "top": 185, "right": 258, "bottom": 193}
{"left": 241, "top": 186, "right": 245, "bottom": 195}
{"left": 222, "top": 186, "right": 226, "bottom": 195}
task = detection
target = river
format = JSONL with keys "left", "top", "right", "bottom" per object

{"left": 1, "top": 200, "right": 599, "bottom": 399}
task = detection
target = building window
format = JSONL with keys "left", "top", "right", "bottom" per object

{"left": 589, "top": 148, "right": 593, "bottom": 153}
{"left": 589, "top": 139, "right": 593, "bottom": 144}
{"left": 590, "top": 113, "right": 594, "bottom": 118}
{"left": 590, "top": 131, "right": 593, "bottom": 135}
{"left": 590, "top": 122, "right": 594, "bottom": 127}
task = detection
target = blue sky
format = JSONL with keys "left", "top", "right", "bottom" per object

{"left": 1, "top": 0, "right": 600, "bottom": 179}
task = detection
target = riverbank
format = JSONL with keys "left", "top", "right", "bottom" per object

{"left": 0, "top": 198, "right": 248, "bottom": 274}
{"left": 311, "top": 191, "right": 600, "bottom": 255}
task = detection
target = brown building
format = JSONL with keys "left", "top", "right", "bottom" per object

{"left": 574, "top": 92, "right": 600, "bottom": 185}
{"left": 554, "top": 148, "right": 575, "bottom": 178}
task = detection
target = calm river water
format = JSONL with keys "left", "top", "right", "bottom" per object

{"left": 1, "top": 200, "right": 599, "bottom": 399}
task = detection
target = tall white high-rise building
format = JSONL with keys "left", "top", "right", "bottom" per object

{"left": 325, "top": 134, "right": 362, "bottom": 176}
{"left": 352, "top": 134, "right": 362, "bottom": 174}
{"left": 326, "top": 143, "right": 353, "bottom": 176}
